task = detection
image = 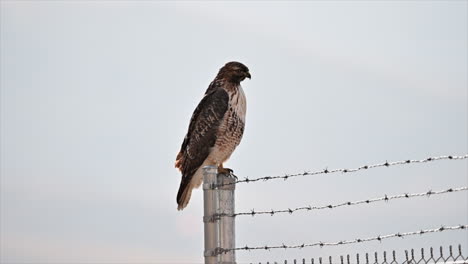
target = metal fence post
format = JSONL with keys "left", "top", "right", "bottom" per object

{"left": 218, "top": 173, "right": 236, "bottom": 264}
{"left": 203, "top": 166, "right": 219, "bottom": 264}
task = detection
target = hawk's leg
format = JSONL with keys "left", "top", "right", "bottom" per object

{"left": 218, "top": 164, "right": 238, "bottom": 179}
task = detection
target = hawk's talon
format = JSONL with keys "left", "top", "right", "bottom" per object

{"left": 218, "top": 167, "right": 233, "bottom": 174}
{"left": 218, "top": 167, "right": 237, "bottom": 179}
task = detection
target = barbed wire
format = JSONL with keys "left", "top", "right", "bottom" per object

{"left": 218, "top": 154, "right": 468, "bottom": 187}
{"left": 215, "top": 224, "right": 468, "bottom": 255}
{"left": 215, "top": 186, "right": 467, "bottom": 218}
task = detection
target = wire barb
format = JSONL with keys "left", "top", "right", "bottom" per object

{"left": 218, "top": 154, "right": 468, "bottom": 187}
{"left": 215, "top": 186, "right": 467, "bottom": 218}
{"left": 218, "top": 224, "right": 468, "bottom": 255}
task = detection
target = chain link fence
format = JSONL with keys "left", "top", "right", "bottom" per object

{"left": 251, "top": 244, "right": 468, "bottom": 264}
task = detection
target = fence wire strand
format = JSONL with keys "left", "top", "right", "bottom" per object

{"left": 219, "top": 155, "right": 468, "bottom": 187}
{"left": 216, "top": 225, "right": 468, "bottom": 255}
{"left": 215, "top": 186, "right": 467, "bottom": 218}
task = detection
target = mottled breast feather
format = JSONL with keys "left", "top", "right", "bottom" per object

{"left": 175, "top": 87, "right": 229, "bottom": 201}
{"left": 209, "top": 85, "right": 246, "bottom": 164}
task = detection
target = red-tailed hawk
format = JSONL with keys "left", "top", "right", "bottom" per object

{"left": 175, "top": 61, "right": 251, "bottom": 210}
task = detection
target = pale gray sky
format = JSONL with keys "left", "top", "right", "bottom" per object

{"left": 1, "top": 1, "right": 467, "bottom": 263}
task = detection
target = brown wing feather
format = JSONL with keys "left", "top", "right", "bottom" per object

{"left": 175, "top": 87, "right": 229, "bottom": 206}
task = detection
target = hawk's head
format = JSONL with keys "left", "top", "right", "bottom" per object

{"left": 217, "top": 61, "right": 251, "bottom": 83}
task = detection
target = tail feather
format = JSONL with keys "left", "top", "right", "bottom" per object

{"left": 176, "top": 165, "right": 205, "bottom": 210}
{"left": 177, "top": 181, "right": 193, "bottom": 210}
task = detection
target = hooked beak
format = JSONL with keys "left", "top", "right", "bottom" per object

{"left": 245, "top": 72, "right": 251, "bottom": 79}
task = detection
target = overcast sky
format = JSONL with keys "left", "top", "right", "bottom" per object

{"left": 1, "top": 1, "right": 467, "bottom": 263}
